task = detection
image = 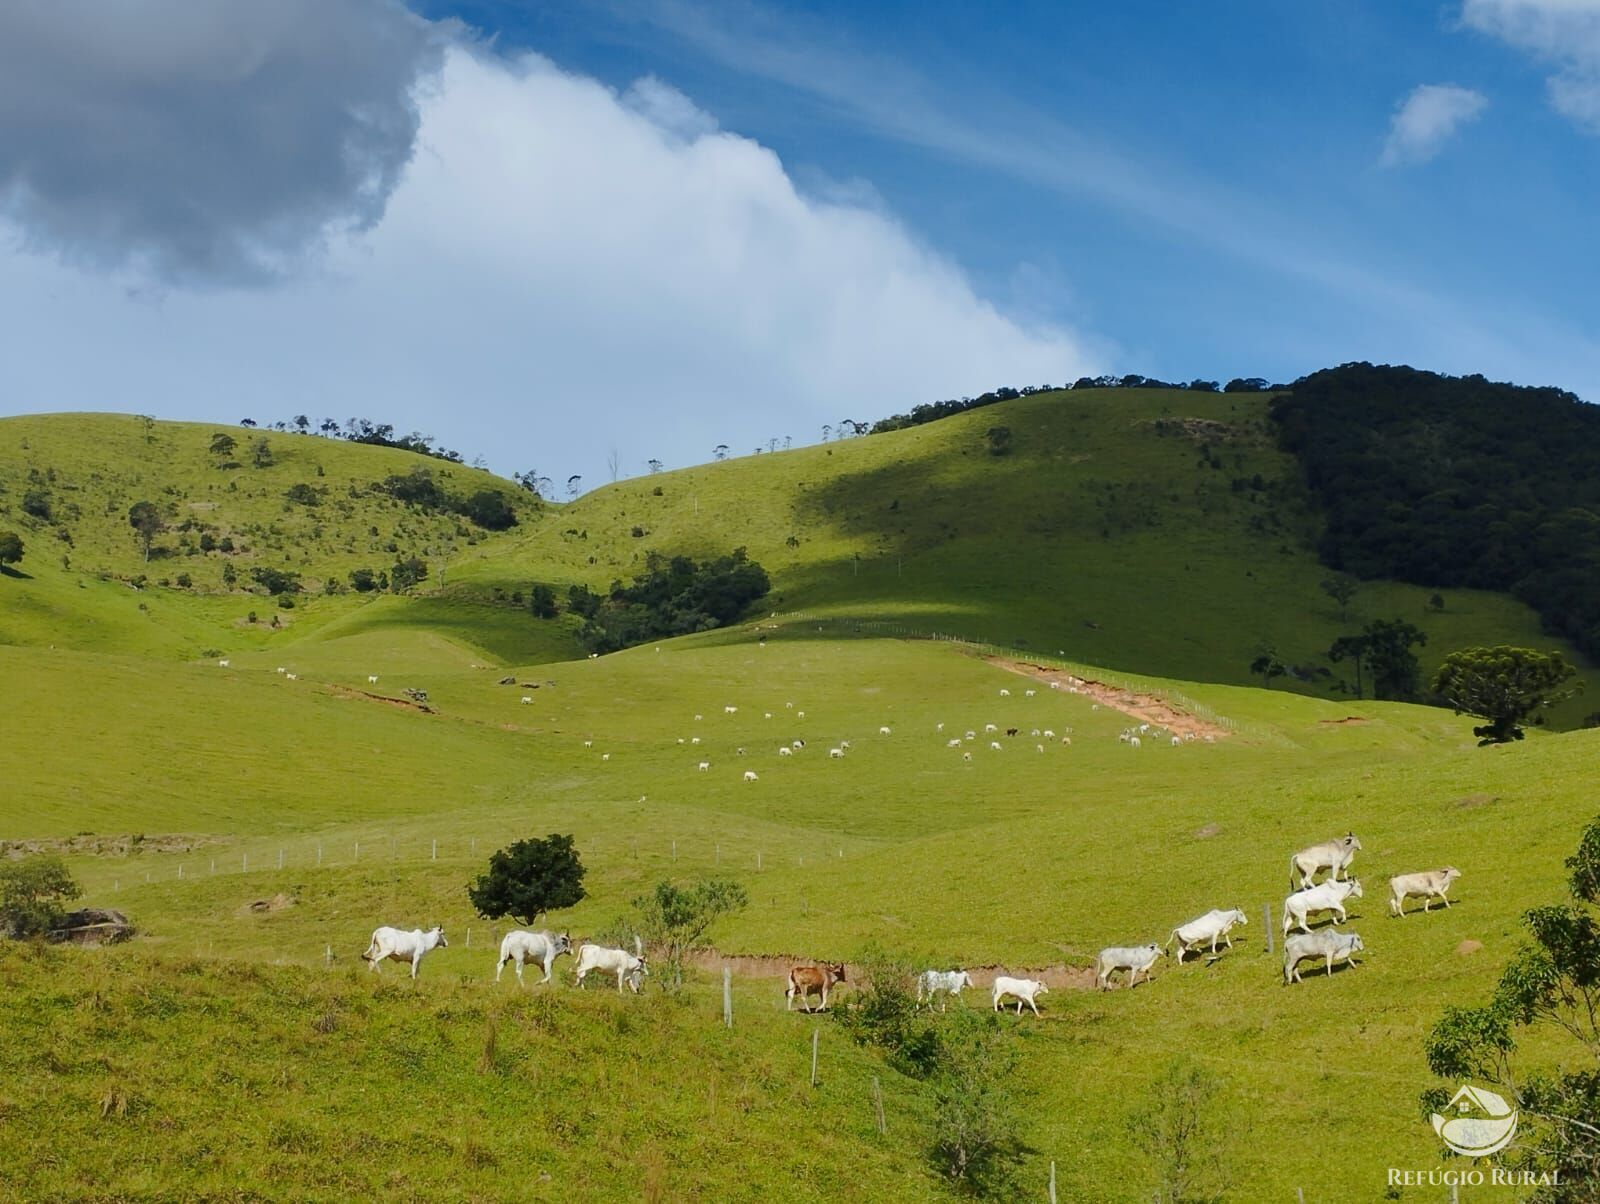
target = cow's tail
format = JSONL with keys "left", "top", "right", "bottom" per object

{"left": 1164, "top": 928, "right": 1180, "bottom": 952}
{"left": 1288, "top": 854, "right": 1299, "bottom": 890}
{"left": 360, "top": 936, "right": 379, "bottom": 962}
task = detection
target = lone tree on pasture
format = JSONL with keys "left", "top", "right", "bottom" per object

{"left": 0, "top": 530, "right": 23, "bottom": 573}
{"left": 984, "top": 426, "right": 1013, "bottom": 456}
{"left": 1128, "top": 1057, "right": 1230, "bottom": 1204}
{"left": 630, "top": 877, "right": 748, "bottom": 991}
{"left": 250, "top": 435, "right": 273, "bottom": 468}
{"left": 1249, "top": 645, "right": 1286, "bottom": 689}
{"left": 1422, "top": 813, "right": 1600, "bottom": 1186}
{"left": 0, "top": 855, "right": 81, "bottom": 939}
{"left": 127, "top": 501, "right": 164, "bottom": 562}
{"left": 1432, "top": 646, "right": 1581, "bottom": 744}
{"left": 209, "top": 432, "right": 237, "bottom": 463}
{"left": 467, "top": 834, "right": 586, "bottom": 926}
{"left": 1320, "top": 573, "right": 1359, "bottom": 621}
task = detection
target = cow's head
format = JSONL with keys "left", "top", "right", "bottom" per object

{"left": 1344, "top": 832, "right": 1362, "bottom": 851}
{"left": 1034, "top": 981, "right": 1050, "bottom": 995}
{"left": 1232, "top": 909, "right": 1249, "bottom": 925}
{"left": 830, "top": 962, "right": 847, "bottom": 984}
{"left": 1345, "top": 879, "right": 1364, "bottom": 898}
{"left": 1153, "top": 944, "right": 1168, "bottom": 958}
{"left": 1441, "top": 867, "right": 1462, "bottom": 882}
{"left": 553, "top": 932, "right": 572, "bottom": 955}
{"left": 958, "top": 971, "right": 974, "bottom": 989}
{"left": 1348, "top": 934, "right": 1365, "bottom": 953}
{"left": 432, "top": 927, "right": 448, "bottom": 947}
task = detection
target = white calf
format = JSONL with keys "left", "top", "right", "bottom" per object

{"left": 362, "top": 925, "right": 447, "bottom": 979}
{"left": 1096, "top": 943, "right": 1166, "bottom": 990}
{"left": 574, "top": 943, "right": 648, "bottom": 993}
{"left": 1389, "top": 868, "right": 1461, "bottom": 916}
{"left": 992, "top": 976, "right": 1048, "bottom": 1015}
{"left": 917, "top": 969, "right": 974, "bottom": 1010}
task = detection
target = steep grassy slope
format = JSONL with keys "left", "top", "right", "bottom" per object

{"left": 448, "top": 388, "right": 1592, "bottom": 726}
{"left": 7, "top": 631, "right": 1595, "bottom": 1198}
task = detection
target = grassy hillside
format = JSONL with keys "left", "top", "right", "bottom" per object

{"left": 6, "top": 629, "right": 1596, "bottom": 1198}
{"left": 447, "top": 388, "right": 1593, "bottom": 727}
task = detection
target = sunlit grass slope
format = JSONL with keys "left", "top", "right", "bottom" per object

{"left": 451, "top": 388, "right": 1591, "bottom": 725}
{"left": 6, "top": 631, "right": 1596, "bottom": 1197}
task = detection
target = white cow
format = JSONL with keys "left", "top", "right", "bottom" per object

{"left": 1025, "top": 689, "right": 1036, "bottom": 697}
{"left": 1282, "top": 879, "right": 1364, "bottom": 936}
{"left": 217, "top": 659, "right": 230, "bottom": 667}
{"left": 962, "top": 752, "right": 973, "bottom": 762}
{"left": 829, "top": 748, "right": 845, "bottom": 758}
{"left": 521, "top": 696, "right": 533, "bottom": 705}
{"left": 791, "top": 740, "right": 805, "bottom": 750}
{"left": 574, "top": 943, "right": 648, "bottom": 993}
{"left": 1389, "top": 868, "right": 1462, "bottom": 916}
{"left": 879, "top": 726, "right": 892, "bottom": 736}
{"left": 990, "top": 741, "right": 1003, "bottom": 751}
{"left": 743, "top": 770, "right": 759, "bottom": 782}
{"left": 1290, "top": 833, "right": 1363, "bottom": 890}
{"left": 999, "top": 688, "right": 1011, "bottom": 697}
{"left": 984, "top": 724, "right": 998, "bottom": 734}
{"left": 495, "top": 930, "right": 572, "bottom": 985}
{"left": 947, "top": 738, "right": 963, "bottom": 748}
{"left": 691, "top": 736, "right": 702, "bottom": 745}
{"left": 724, "top": 705, "right": 738, "bottom": 714}
{"left": 367, "top": 674, "right": 379, "bottom": 684}
{"left": 917, "top": 969, "right": 974, "bottom": 1010}
{"left": 698, "top": 761, "right": 711, "bottom": 771}
{"left": 778, "top": 746, "right": 793, "bottom": 756}
{"left": 584, "top": 740, "right": 593, "bottom": 748}
{"left": 1043, "top": 729, "right": 1055, "bottom": 739}
{"left": 1283, "top": 931, "right": 1364, "bottom": 984}
{"left": 992, "top": 976, "right": 1048, "bottom": 1015}
{"left": 362, "top": 925, "right": 447, "bottom": 979}
{"left": 1168, "top": 909, "right": 1249, "bottom": 962}
{"left": 1096, "top": 943, "right": 1166, "bottom": 990}
{"left": 285, "top": 672, "right": 298, "bottom": 681}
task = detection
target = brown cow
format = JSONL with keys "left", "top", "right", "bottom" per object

{"left": 786, "top": 962, "right": 847, "bottom": 1012}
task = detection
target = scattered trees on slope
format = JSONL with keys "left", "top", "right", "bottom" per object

{"left": 0, "top": 530, "right": 22, "bottom": 572}
{"left": 567, "top": 548, "right": 771, "bottom": 653}
{"left": 0, "top": 856, "right": 81, "bottom": 939}
{"left": 1432, "top": 646, "right": 1581, "bottom": 744}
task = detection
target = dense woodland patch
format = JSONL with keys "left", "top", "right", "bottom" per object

{"left": 1272, "top": 363, "right": 1600, "bottom": 661}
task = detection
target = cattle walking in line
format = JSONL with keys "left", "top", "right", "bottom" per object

{"left": 1167, "top": 908, "right": 1249, "bottom": 962}
{"left": 1389, "top": 868, "right": 1461, "bottom": 916}
{"left": 787, "top": 963, "right": 846, "bottom": 1012}
{"left": 1283, "top": 931, "right": 1364, "bottom": 983}
{"left": 361, "top": 925, "right": 447, "bottom": 979}
{"left": 496, "top": 930, "right": 573, "bottom": 985}
{"left": 1290, "top": 833, "right": 1362, "bottom": 890}
{"left": 574, "top": 943, "right": 648, "bottom": 993}
{"left": 1282, "top": 879, "right": 1363, "bottom": 936}
{"left": 1096, "top": 944, "right": 1165, "bottom": 990}
{"left": 917, "top": 969, "right": 973, "bottom": 1011}
{"left": 992, "top": 976, "right": 1048, "bottom": 1015}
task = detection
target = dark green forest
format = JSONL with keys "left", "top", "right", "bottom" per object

{"left": 1272, "top": 363, "right": 1600, "bottom": 660}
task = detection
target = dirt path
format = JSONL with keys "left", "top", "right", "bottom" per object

{"left": 690, "top": 950, "right": 1098, "bottom": 992}
{"left": 984, "top": 656, "right": 1232, "bottom": 740}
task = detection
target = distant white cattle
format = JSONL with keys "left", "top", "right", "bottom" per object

{"left": 584, "top": 740, "right": 593, "bottom": 748}
{"left": 691, "top": 737, "right": 702, "bottom": 744}
{"left": 791, "top": 740, "right": 805, "bottom": 749}
{"left": 1037, "top": 744, "right": 1045, "bottom": 753}
{"left": 1128, "top": 736, "right": 1140, "bottom": 748}
{"left": 698, "top": 761, "right": 711, "bottom": 771}
{"left": 521, "top": 696, "right": 533, "bottom": 705}
{"left": 829, "top": 747, "right": 845, "bottom": 758}
{"left": 947, "top": 738, "right": 963, "bottom": 748}
{"left": 574, "top": 943, "right": 647, "bottom": 993}
{"left": 285, "top": 672, "right": 298, "bottom": 681}
{"left": 601, "top": 753, "right": 610, "bottom": 762}
{"left": 984, "top": 724, "right": 998, "bottom": 734}
{"left": 1025, "top": 689, "right": 1036, "bottom": 697}
{"left": 724, "top": 705, "right": 738, "bottom": 714}
{"left": 276, "top": 667, "right": 286, "bottom": 674}
{"left": 1168, "top": 909, "right": 1249, "bottom": 962}
{"left": 778, "top": 746, "right": 793, "bottom": 756}
{"left": 999, "top": 688, "right": 1011, "bottom": 697}
{"left": 879, "top": 726, "right": 892, "bottom": 736}
{"left": 1096, "top": 943, "right": 1166, "bottom": 990}
{"left": 962, "top": 752, "right": 973, "bottom": 762}
{"left": 743, "top": 770, "right": 759, "bottom": 782}
{"left": 1282, "top": 879, "right": 1364, "bottom": 936}
{"left": 217, "top": 659, "right": 230, "bottom": 667}
{"left": 1389, "top": 868, "right": 1461, "bottom": 916}
{"left": 1290, "top": 833, "right": 1363, "bottom": 890}
{"left": 1043, "top": 729, "right": 1055, "bottom": 739}
{"left": 1283, "top": 930, "right": 1364, "bottom": 984}
{"left": 917, "top": 969, "right": 974, "bottom": 1010}
{"left": 362, "top": 925, "right": 447, "bottom": 979}
{"left": 798, "top": 711, "right": 805, "bottom": 719}
{"left": 495, "top": 930, "right": 572, "bottom": 985}
{"left": 990, "top": 741, "right": 1003, "bottom": 751}
{"left": 992, "top": 976, "right": 1048, "bottom": 1015}
{"left": 367, "top": 674, "right": 379, "bottom": 684}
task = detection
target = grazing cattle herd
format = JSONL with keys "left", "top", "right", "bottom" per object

{"left": 341, "top": 679, "right": 1465, "bottom": 1018}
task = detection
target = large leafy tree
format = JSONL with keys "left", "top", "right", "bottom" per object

{"left": 467, "top": 834, "right": 586, "bottom": 926}
{"left": 1422, "top": 815, "right": 1600, "bottom": 1194}
{"left": 1364, "top": 618, "right": 1428, "bottom": 701}
{"left": 1432, "top": 646, "right": 1581, "bottom": 744}
{"left": 0, "top": 530, "right": 22, "bottom": 572}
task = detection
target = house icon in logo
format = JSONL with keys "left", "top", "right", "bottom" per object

{"left": 1431, "top": 1085, "right": 1518, "bottom": 1156}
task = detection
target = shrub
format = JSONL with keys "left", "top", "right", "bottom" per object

{"left": 250, "top": 566, "right": 300, "bottom": 596}
{"left": 834, "top": 945, "right": 941, "bottom": 1076}
{"left": 628, "top": 877, "right": 748, "bottom": 992}
{"left": 467, "top": 834, "right": 586, "bottom": 926}
{"left": 21, "top": 489, "right": 51, "bottom": 520}
{"left": 0, "top": 855, "right": 81, "bottom": 938}
{"left": 348, "top": 567, "right": 379, "bottom": 593}
{"left": 928, "top": 1009, "right": 1026, "bottom": 1195}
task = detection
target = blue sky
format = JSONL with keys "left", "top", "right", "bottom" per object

{"left": 0, "top": 1, "right": 1595, "bottom": 484}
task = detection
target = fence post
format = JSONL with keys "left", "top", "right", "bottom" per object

{"left": 278, "top": 847, "right": 284, "bottom": 869}
{"left": 757, "top": 851, "right": 762, "bottom": 871}
{"left": 672, "top": 840, "right": 677, "bottom": 861}
{"left": 872, "top": 1075, "right": 886, "bottom": 1134}
{"left": 178, "top": 864, "right": 183, "bottom": 879}
{"left": 723, "top": 966, "right": 733, "bottom": 1028}
{"left": 466, "top": 926, "right": 471, "bottom": 949}
{"left": 210, "top": 858, "right": 215, "bottom": 875}
{"left": 810, "top": 1029, "right": 819, "bottom": 1087}
{"left": 1048, "top": 1160, "right": 1057, "bottom": 1204}
{"left": 431, "top": 839, "right": 437, "bottom": 861}
{"left": 1264, "top": 903, "right": 1275, "bottom": 955}
{"left": 113, "top": 879, "right": 118, "bottom": 892}
{"left": 1296, "top": 1188, "right": 1305, "bottom": 1204}
{"left": 325, "top": 944, "right": 332, "bottom": 967}
{"left": 242, "top": 854, "right": 247, "bottom": 873}
{"left": 354, "top": 841, "right": 359, "bottom": 860}
{"left": 317, "top": 842, "right": 322, "bottom": 866}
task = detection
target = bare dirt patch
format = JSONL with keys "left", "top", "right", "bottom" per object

{"left": 1455, "top": 939, "right": 1483, "bottom": 957}
{"left": 1319, "top": 716, "right": 1370, "bottom": 726}
{"left": 1455, "top": 793, "right": 1497, "bottom": 810}
{"left": 1, "top": 834, "right": 228, "bottom": 860}
{"left": 240, "top": 893, "right": 295, "bottom": 916}
{"left": 325, "top": 684, "right": 435, "bottom": 714}
{"left": 984, "top": 657, "right": 1232, "bottom": 740}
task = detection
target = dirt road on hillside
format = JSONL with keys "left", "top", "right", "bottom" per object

{"left": 985, "top": 656, "right": 1233, "bottom": 740}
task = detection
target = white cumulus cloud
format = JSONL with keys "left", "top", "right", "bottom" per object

{"left": 1380, "top": 84, "right": 1489, "bottom": 166}
{"left": 1462, "top": 0, "right": 1600, "bottom": 132}
{"left": 0, "top": 39, "right": 1097, "bottom": 480}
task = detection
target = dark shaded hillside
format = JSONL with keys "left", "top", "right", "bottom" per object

{"left": 1272, "top": 363, "right": 1600, "bottom": 658}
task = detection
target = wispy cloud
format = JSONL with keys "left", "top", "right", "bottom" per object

{"left": 1380, "top": 84, "right": 1489, "bottom": 166}
{"left": 1462, "top": 0, "right": 1600, "bottom": 132}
